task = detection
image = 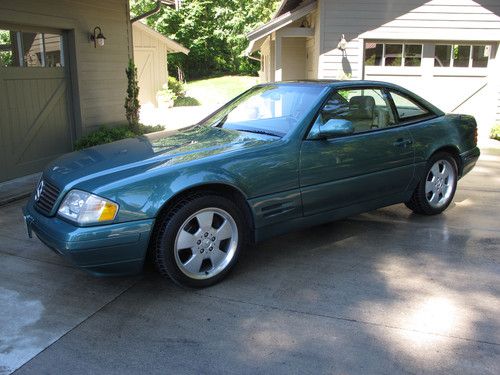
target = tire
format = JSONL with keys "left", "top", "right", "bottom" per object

{"left": 405, "top": 152, "right": 458, "bottom": 215}
{"left": 154, "top": 193, "right": 248, "bottom": 288}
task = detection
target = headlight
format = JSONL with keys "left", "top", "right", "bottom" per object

{"left": 58, "top": 190, "right": 119, "bottom": 224}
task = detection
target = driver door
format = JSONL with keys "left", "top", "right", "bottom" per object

{"left": 300, "top": 87, "right": 415, "bottom": 216}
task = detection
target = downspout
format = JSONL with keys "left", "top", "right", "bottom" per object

{"left": 131, "top": 0, "right": 162, "bottom": 23}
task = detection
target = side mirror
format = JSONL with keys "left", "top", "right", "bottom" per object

{"left": 318, "top": 119, "right": 354, "bottom": 139}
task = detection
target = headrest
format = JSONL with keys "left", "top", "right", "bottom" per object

{"left": 349, "top": 96, "right": 375, "bottom": 119}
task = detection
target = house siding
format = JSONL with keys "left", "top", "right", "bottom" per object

{"left": 306, "top": 10, "right": 319, "bottom": 79}
{"left": 281, "top": 37, "right": 307, "bottom": 81}
{"left": 0, "top": 0, "right": 131, "bottom": 135}
{"left": 494, "top": 44, "right": 500, "bottom": 123}
{"left": 259, "top": 37, "right": 273, "bottom": 82}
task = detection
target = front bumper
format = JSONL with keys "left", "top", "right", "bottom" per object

{"left": 23, "top": 201, "right": 154, "bottom": 276}
{"left": 460, "top": 146, "right": 480, "bottom": 178}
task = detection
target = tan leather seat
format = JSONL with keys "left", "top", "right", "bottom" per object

{"left": 348, "top": 96, "right": 375, "bottom": 132}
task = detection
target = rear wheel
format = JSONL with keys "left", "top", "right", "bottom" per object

{"left": 405, "top": 152, "right": 458, "bottom": 215}
{"left": 154, "top": 193, "right": 247, "bottom": 288}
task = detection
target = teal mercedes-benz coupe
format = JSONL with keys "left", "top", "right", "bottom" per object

{"left": 24, "top": 80, "right": 480, "bottom": 287}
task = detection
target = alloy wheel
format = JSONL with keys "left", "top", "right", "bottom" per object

{"left": 174, "top": 207, "right": 238, "bottom": 280}
{"left": 425, "top": 159, "right": 456, "bottom": 208}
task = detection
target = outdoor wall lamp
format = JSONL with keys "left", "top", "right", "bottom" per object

{"left": 337, "top": 34, "right": 347, "bottom": 51}
{"left": 90, "top": 26, "right": 106, "bottom": 48}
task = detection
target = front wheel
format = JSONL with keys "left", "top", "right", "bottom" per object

{"left": 154, "top": 194, "right": 247, "bottom": 288}
{"left": 405, "top": 153, "right": 458, "bottom": 215}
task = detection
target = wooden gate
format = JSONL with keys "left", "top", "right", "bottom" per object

{"left": 0, "top": 67, "right": 73, "bottom": 182}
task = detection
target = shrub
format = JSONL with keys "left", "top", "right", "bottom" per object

{"left": 74, "top": 124, "right": 164, "bottom": 150}
{"left": 174, "top": 96, "right": 201, "bottom": 107}
{"left": 124, "top": 59, "right": 141, "bottom": 133}
{"left": 168, "top": 76, "right": 185, "bottom": 97}
{"left": 490, "top": 123, "right": 500, "bottom": 141}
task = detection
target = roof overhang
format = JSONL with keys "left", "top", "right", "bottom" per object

{"left": 246, "top": 0, "right": 316, "bottom": 54}
{"left": 133, "top": 22, "right": 189, "bottom": 54}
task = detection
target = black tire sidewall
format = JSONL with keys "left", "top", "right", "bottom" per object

{"left": 155, "top": 194, "right": 247, "bottom": 288}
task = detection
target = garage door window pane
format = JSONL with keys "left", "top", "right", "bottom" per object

{"left": 22, "top": 32, "right": 44, "bottom": 67}
{"left": 43, "top": 34, "right": 63, "bottom": 67}
{"left": 404, "top": 44, "right": 422, "bottom": 67}
{"left": 0, "top": 29, "right": 19, "bottom": 67}
{"left": 365, "top": 43, "right": 383, "bottom": 66}
{"left": 453, "top": 45, "right": 471, "bottom": 67}
{"left": 385, "top": 44, "right": 402, "bottom": 66}
{"left": 472, "top": 45, "right": 488, "bottom": 68}
{"left": 434, "top": 45, "right": 451, "bottom": 67}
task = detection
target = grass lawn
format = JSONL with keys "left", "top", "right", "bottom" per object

{"left": 491, "top": 123, "right": 500, "bottom": 141}
{"left": 185, "top": 75, "right": 259, "bottom": 107}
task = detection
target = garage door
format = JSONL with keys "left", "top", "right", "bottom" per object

{"left": 0, "top": 28, "right": 73, "bottom": 183}
{"left": 363, "top": 41, "right": 495, "bottom": 135}
{"left": 135, "top": 47, "right": 157, "bottom": 106}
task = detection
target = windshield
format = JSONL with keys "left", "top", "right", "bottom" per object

{"left": 201, "top": 84, "right": 326, "bottom": 137}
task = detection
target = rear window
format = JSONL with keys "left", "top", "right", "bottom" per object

{"left": 389, "top": 91, "right": 430, "bottom": 121}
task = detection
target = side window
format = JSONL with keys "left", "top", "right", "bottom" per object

{"left": 312, "top": 88, "right": 395, "bottom": 134}
{"left": 389, "top": 91, "right": 430, "bottom": 121}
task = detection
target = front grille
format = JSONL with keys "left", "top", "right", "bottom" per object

{"left": 34, "top": 180, "right": 61, "bottom": 216}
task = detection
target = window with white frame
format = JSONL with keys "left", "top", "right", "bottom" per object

{"left": 365, "top": 42, "right": 423, "bottom": 67}
{"left": 434, "top": 44, "right": 489, "bottom": 68}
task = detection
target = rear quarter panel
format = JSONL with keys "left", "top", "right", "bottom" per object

{"left": 407, "top": 114, "right": 477, "bottom": 182}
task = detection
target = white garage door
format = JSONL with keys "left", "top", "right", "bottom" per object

{"left": 135, "top": 47, "right": 157, "bottom": 107}
{"left": 363, "top": 41, "right": 496, "bottom": 137}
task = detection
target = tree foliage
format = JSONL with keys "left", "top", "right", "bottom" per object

{"left": 130, "top": 0, "right": 280, "bottom": 79}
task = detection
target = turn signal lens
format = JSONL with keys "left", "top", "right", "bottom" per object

{"left": 99, "top": 202, "right": 118, "bottom": 222}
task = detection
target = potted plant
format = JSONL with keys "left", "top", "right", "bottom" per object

{"left": 156, "top": 84, "right": 177, "bottom": 110}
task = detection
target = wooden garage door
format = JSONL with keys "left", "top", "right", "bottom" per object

{"left": 135, "top": 47, "right": 157, "bottom": 106}
{"left": 0, "top": 28, "right": 73, "bottom": 183}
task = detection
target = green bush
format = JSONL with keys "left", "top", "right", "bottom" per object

{"left": 168, "top": 76, "right": 185, "bottom": 97}
{"left": 174, "top": 96, "right": 201, "bottom": 107}
{"left": 74, "top": 124, "right": 164, "bottom": 150}
{"left": 491, "top": 123, "right": 500, "bottom": 141}
{"left": 124, "top": 59, "right": 141, "bottom": 133}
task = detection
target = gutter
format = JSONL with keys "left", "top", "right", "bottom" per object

{"left": 131, "top": 0, "right": 166, "bottom": 23}
{"left": 246, "top": 54, "right": 260, "bottom": 61}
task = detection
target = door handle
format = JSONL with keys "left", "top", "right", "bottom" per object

{"left": 393, "top": 138, "right": 413, "bottom": 148}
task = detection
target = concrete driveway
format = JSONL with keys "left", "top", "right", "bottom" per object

{"left": 1, "top": 149, "right": 499, "bottom": 375}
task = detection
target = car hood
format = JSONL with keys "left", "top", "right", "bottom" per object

{"left": 43, "top": 125, "right": 277, "bottom": 189}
